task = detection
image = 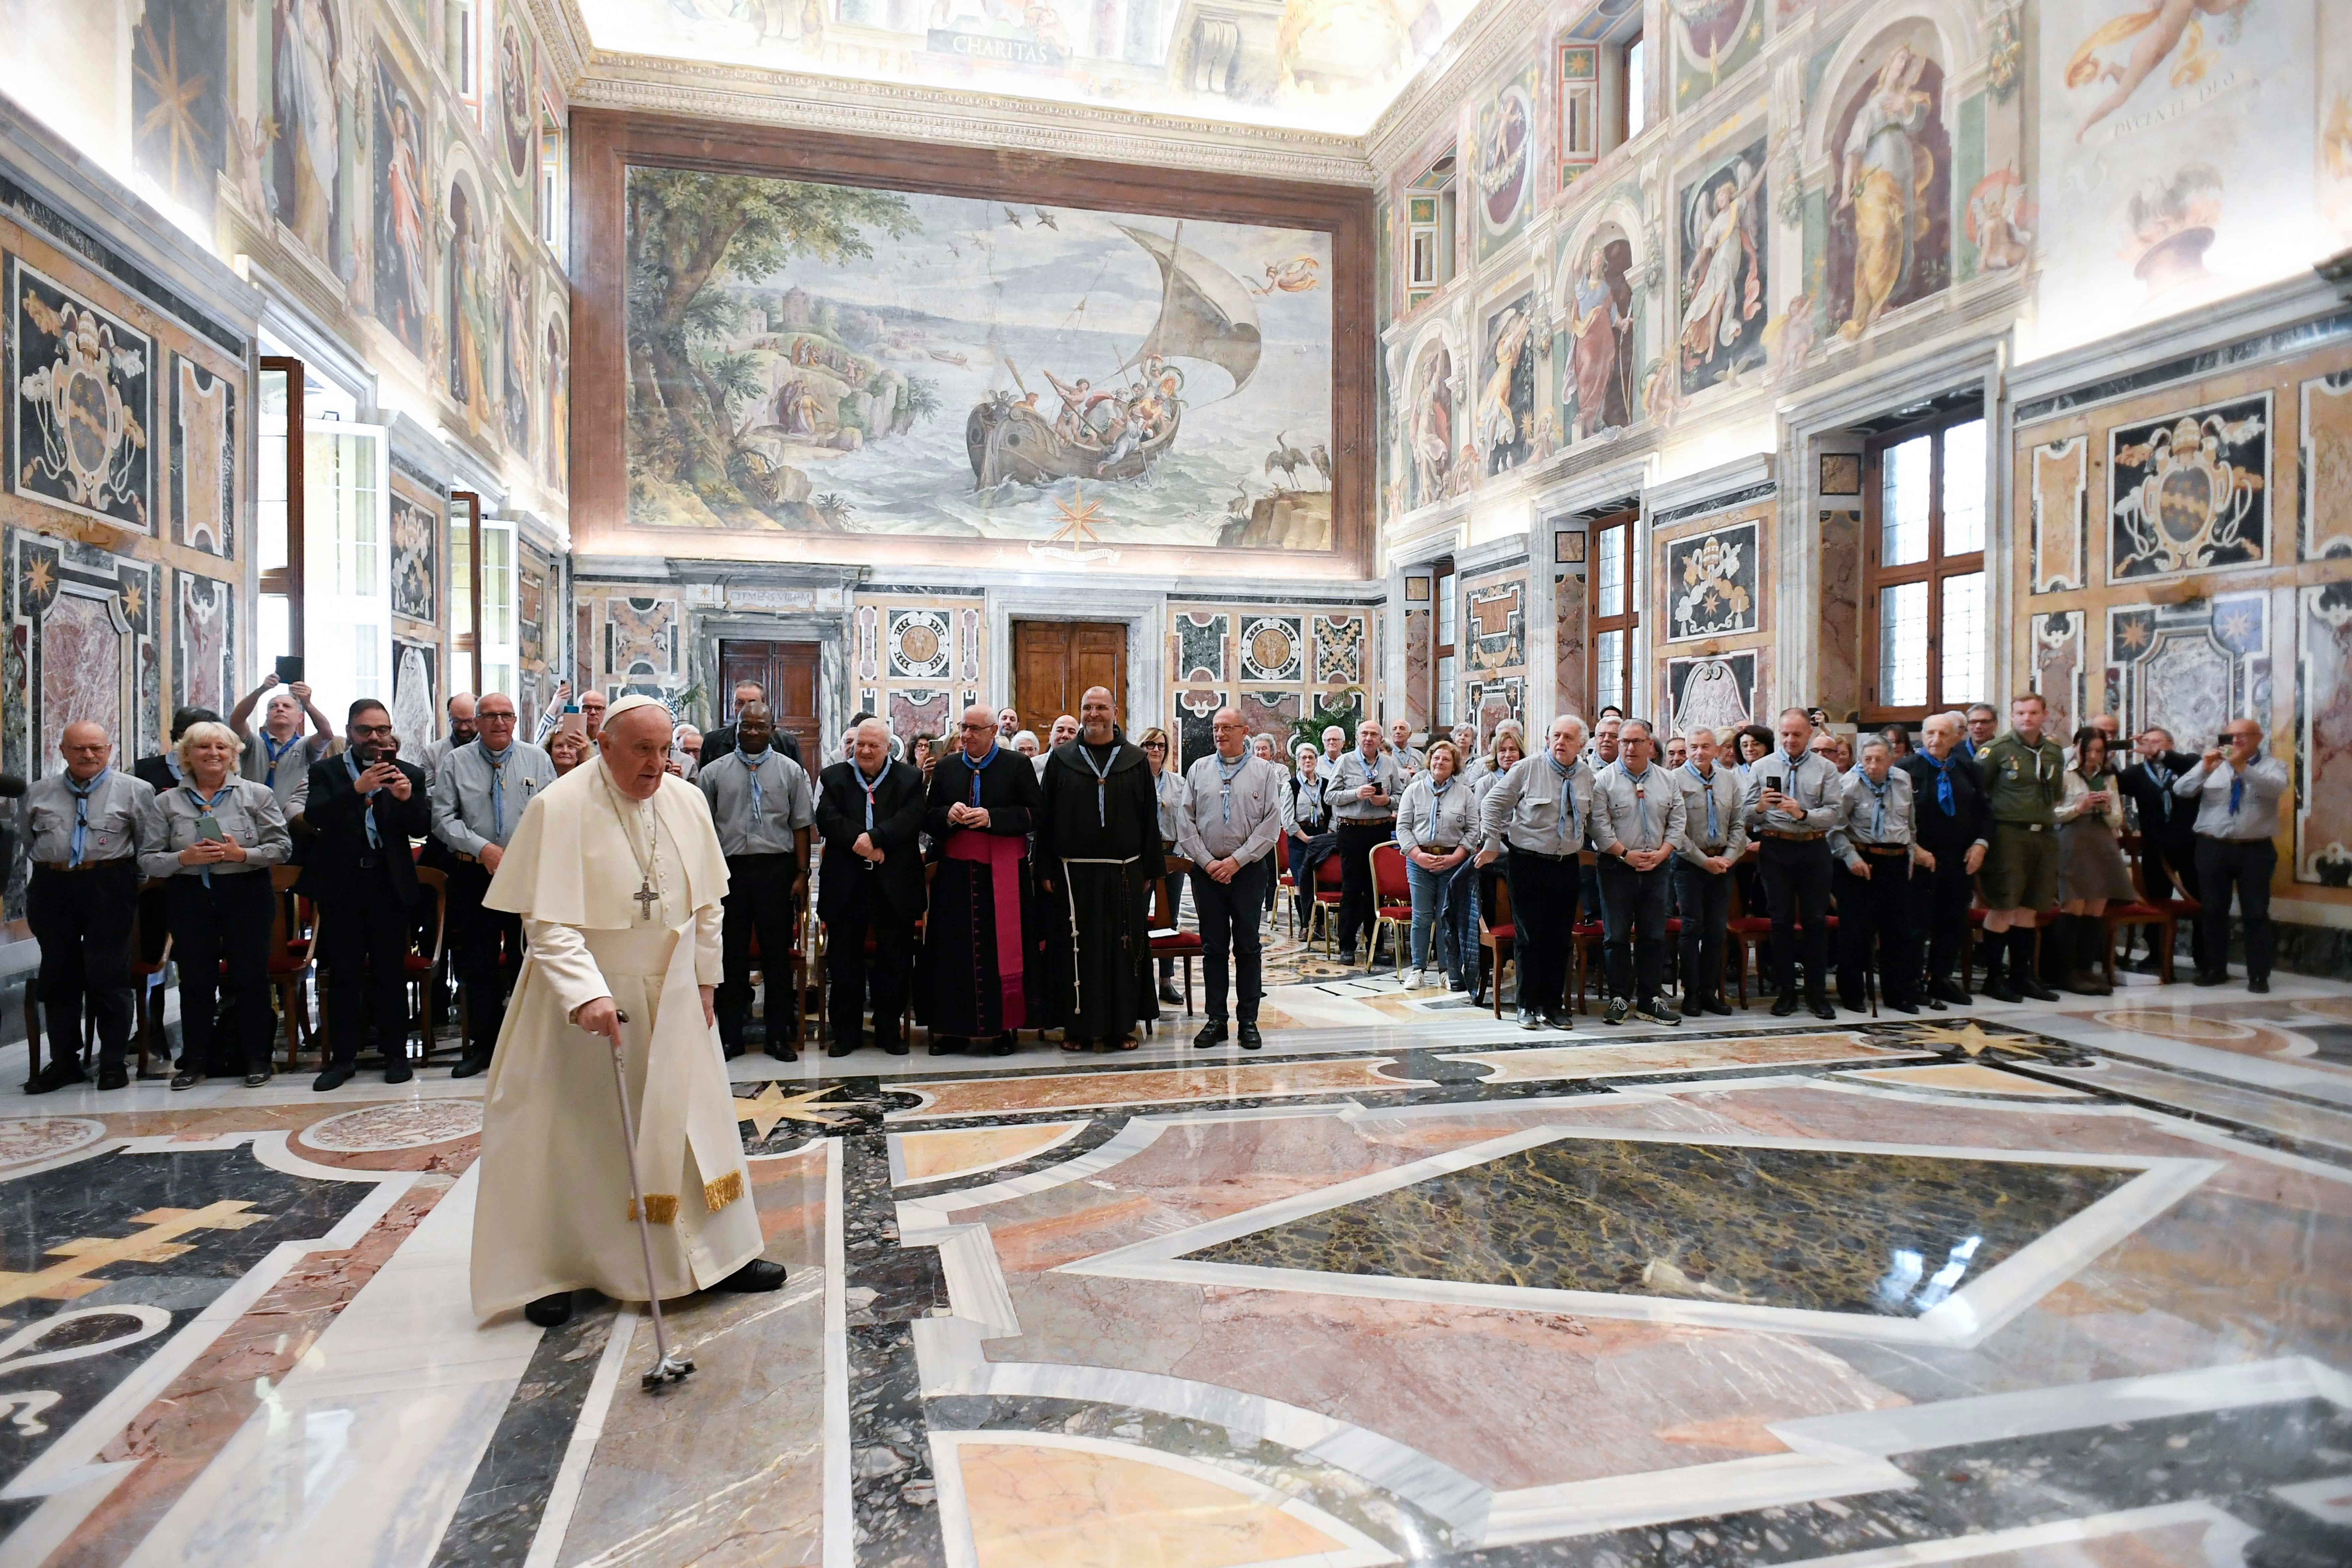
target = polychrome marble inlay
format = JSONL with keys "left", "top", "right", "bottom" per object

{"left": 1183, "top": 1137, "right": 2141, "bottom": 1318}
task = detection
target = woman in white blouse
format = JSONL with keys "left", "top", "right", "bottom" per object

{"left": 2052, "top": 725, "right": 2134, "bottom": 997}
{"left": 140, "top": 721, "right": 293, "bottom": 1090}
{"left": 1396, "top": 741, "right": 1480, "bottom": 991}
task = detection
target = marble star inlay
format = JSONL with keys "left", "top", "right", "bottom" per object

{"left": 1907, "top": 1021, "right": 2054, "bottom": 1058}
{"left": 736, "top": 1083, "right": 859, "bottom": 1138}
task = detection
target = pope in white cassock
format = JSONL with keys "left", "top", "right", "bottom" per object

{"left": 470, "top": 695, "right": 785, "bottom": 1327}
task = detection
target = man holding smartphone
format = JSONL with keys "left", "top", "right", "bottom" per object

{"left": 1742, "top": 708, "right": 1842, "bottom": 1020}
{"left": 300, "top": 700, "right": 433, "bottom": 1089}
{"left": 2175, "top": 718, "right": 2289, "bottom": 991}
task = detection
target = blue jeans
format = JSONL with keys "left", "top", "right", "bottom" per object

{"left": 1407, "top": 855, "right": 1478, "bottom": 979}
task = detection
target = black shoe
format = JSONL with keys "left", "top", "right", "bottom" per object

{"left": 717, "top": 1257, "right": 788, "bottom": 1292}
{"left": 2014, "top": 975, "right": 2060, "bottom": 1002}
{"left": 1839, "top": 992, "right": 1868, "bottom": 1014}
{"left": 1808, "top": 996, "right": 1837, "bottom": 1021}
{"left": 2249, "top": 974, "right": 2271, "bottom": 993}
{"left": 23, "top": 1058, "right": 86, "bottom": 1095}
{"left": 313, "top": 1065, "right": 353, "bottom": 1092}
{"left": 524, "top": 1291, "right": 573, "bottom": 1328}
{"left": 384, "top": 1060, "right": 414, "bottom": 1085}
{"left": 1603, "top": 998, "right": 1629, "bottom": 1025}
{"left": 1337, "top": 949, "right": 1358, "bottom": 966}
{"left": 828, "top": 1037, "right": 862, "bottom": 1058}
{"left": 1159, "top": 982, "right": 1183, "bottom": 1006}
{"left": 1193, "top": 1019, "right": 1230, "bottom": 1048}
{"left": 879, "top": 1037, "right": 910, "bottom": 1057}
{"left": 97, "top": 1063, "right": 129, "bottom": 1091}
{"left": 767, "top": 1040, "right": 799, "bottom": 1062}
{"left": 170, "top": 1068, "right": 203, "bottom": 1091}
{"left": 1704, "top": 998, "right": 1735, "bottom": 1017}
{"left": 1922, "top": 992, "right": 1947, "bottom": 1010}
{"left": 722, "top": 1041, "right": 746, "bottom": 1060}
{"left": 1981, "top": 978, "right": 2024, "bottom": 1003}
{"left": 1771, "top": 994, "right": 1799, "bottom": 1017}
{"left": 1930, "top": 978, "right": 1971, "bottom": 1006}
{"left": 1885, "top": 998, "right": 1919, "bottom": 1015}
{"left": 1543, "top": 1009, "right": 1572, "bottom": 1031}
{"left": 929, "top": 1038, "right": 969, "bottom": 1056}
{"left": 988, "top": 1033, "right": 1019, "bottom": 1056}
{"left": 1631, "top": 1003, "right": 1681, "bottom": 1027}
{"left": 2192, "top": 970, "right": 2228, "bottom": 987}
{"left": 1517, "top": 1007, "right": 1543, "bottom": 1030}
{"left": 243, "top": 1071, "right": 271, "bottom": 1088}
{"left": 450, "top": 1053, "right": 491, "bottom": 1079}
{"left": 1238, "top": 1021, "right": 1264, "bottom": 1050}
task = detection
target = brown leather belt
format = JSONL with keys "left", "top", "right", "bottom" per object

{"left": 1858, "top": 844, "right": 1911, "bottom": 856}
{"left": 37, "top": 859, "right": 132, "bottom": 872}
{"left": 1761, "top": 829, "right": 1824, "bottom": 841}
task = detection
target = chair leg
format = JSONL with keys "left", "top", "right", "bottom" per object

{"left": 1183, "top": 956, "right": 1194, "bottom": 1017}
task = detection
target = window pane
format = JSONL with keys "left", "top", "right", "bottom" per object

{"left": 1880, "top": 435, "right": 1931, "bottom": 567}
{"left": 1597, "top": 525, "right": 1626, "bottom": 618}
{"left": 1595, "top": 630, "right": 1624, "bottom": 713}
{"left": 1939, "top": 571, "right": 1985, "bottom": 707}
{"left": 258, "top": 368, "right": 288, "bottom": 573}
{"left": 1624, "top": 37, "right": 1647, "bottom": 140}
{"left": 1878, "top": 582, "right": 1928, "bottom": 708}
{"left": 1436, "top": 573, "right": 1456, "bottom": 645}
{"left": 1436, "top": 654, "right": 1457, "bottom": 725}
{"left": 1941, "top": 419, "right": 1986, "bottom": 555}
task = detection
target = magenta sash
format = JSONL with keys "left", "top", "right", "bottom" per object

{"left": 945, "top": 829, "right": 1026, "bottom": 1027}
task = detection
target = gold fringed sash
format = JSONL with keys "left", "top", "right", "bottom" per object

{"left": 628, "top": 1193, "right": 681, "bottom": 1225}
{"left": 703, "top": 1170, "right": 745, "bottom": 1212}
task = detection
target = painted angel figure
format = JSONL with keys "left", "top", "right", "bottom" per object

{"left": 1679, "top": 158, "right": 1765, "bottom": 376}
{"left": 1837, "top": 44, "right": 1936, "bottom": 341}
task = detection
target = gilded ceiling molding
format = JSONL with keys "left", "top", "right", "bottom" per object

{"left": 567, "top": 51, "right": 1379, "bottom": 186}
{"left": 1364, "top": 0, "right": 1554, "bottom": 178}
{"left": 526, "top": 0, "right": 594, "bottom": 86}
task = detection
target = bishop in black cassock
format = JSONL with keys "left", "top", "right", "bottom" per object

{"left": 1036, "top": 691, "right": 1162, "bottom": 1050}
{"left": 917, "top": 707, "right": 1048, "bottom": 1057}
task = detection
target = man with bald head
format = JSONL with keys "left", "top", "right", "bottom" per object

{"left": 920, "top": 704, "right": 1048, "bottom": 1055}
{"left": 1176, "top": 708, "right": 1287, "bottom": 1048}
{"left": 17, "top": 721, "right": 163, "bottom": 1091}
{"left": 1036, "top": 686, "right": 1162, "bottom": 1049}
{"left": 816, "top": 718, "right": 928, "bottom": 1055}
{"left": 700, "top": 701, "right": 814, "bottom": 1059}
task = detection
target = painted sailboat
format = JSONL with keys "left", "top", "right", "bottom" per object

{"left": 967, "top": 222, "right": 1264, "bottom": 488}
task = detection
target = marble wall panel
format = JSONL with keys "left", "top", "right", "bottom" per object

{"left": 2030, "top": 609, "right": 2083, "bottom": 740}
{"left": 169, "top": 355, "right": 234, "bottom": 558}
{"left": 1403, "top": 602, "right": 1431, "bottom": 734}
{"left": 2301, "top": 370, "right": 2352, "bottom": 560}
{"left": 173, "top": 569, "right": 234, "bottom": 718}
{"left": 1465, "top": 578, "right": 1526, "bottom": 674}
{"left": 2295, "top": 582, "right": 2352, "bottom": 886}
{"left": 889, "top": 687, "right": 953, "bottom": 745}
{"left": 1817, "top": 509, "right": 1861, "bottom": 720}
{"left": 1662, "top": 519, "right": 1759, "bottom": 642}
{"left": 389, "top": 484, "right": 439, "bottom": 625}
{"left": 605, "top": 595, "right": 682, "bottom": 689}
{"left": 888, "top": 609, "right": 953, "bottom": 680}
{"left": 2029, "top": 436, "right": 2087, "bottom": 593}
{"left": 2108, "top": 392, "right": 2272, "bottom": 584}
{"left": 1556, "top": 584, "right": 1586, "bottom": 722}
{"left": 1176, "top": 613, "right": 1228, "bottom": 683}
{"left": 5, "top": 528, "right": 158, "bottom": 776}
{"left": 1238, "top": 616, "right": 1305, "bottom": 684}
{"left": 2106, "top": 596, "right": 2269, "bottom": 749}
{"left": 1665, "top": 652, "right": 1755, "bottom": 740}
{"left": 1313, "top": 613, "right": 1366, "bottom": 687}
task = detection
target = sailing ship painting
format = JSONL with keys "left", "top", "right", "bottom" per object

{"left": 624, "top": 167, "right": 1333, "bottom": 550}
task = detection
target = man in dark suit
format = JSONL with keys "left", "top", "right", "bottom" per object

{"left": 816, "top": 716, "right": 926, "bottom": 1057}
{"left": 702, "top": 680, "right": 803, "bottom": 771}
{"left": 2118, "top": 725, "right": 2204, "bottom": 971}
{"left": 133, "top": 708, "right": 223, "bottom": 791}
{"left": 1895, "top": 711, "right": 1990, "bottom": 1007}
{"left": 300, "top": 699, "right": 432, "bottom": 1090}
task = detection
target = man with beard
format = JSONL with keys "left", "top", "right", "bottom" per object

{"left": 1036, "top": 687, "right": 1161, "bottom": 1052}
{"left": 919, "top": 704, "right": 1047, "bottom": 1057}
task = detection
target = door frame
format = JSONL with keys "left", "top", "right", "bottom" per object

{"left": 694, "top": 611, "right": 854, "bottom": 752}
{"left": 986, "top": 588, "right": 1165, "bottom": 736}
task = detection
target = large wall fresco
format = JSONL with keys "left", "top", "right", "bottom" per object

{"left": 0, "top": 0, "right": 571, "bottom": 520}
{"left": 623, "top": 168, "right": 1335, "bottom": 553}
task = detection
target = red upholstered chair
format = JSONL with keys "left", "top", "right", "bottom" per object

{"left": 269, "top": 865, "right": 318, "bottom": 1069}
{"left": 405, "top": 867, "right": 450, "bottom": 1065}
{"left": 1275, "top": 835, "right": 1297, "bottom": 938}
{"left": 1369, "top": 842, "right": 1414, "bottom": 977}
{"left": 2101, "top": 901, "right": 2173, "bottom": 986}
{"left": 1727, "top": 867, "right": 1773, "bottom": 1008}
{"left": 1570, "top": 919, "right": 1605, "bottom": 1013}
{"left": 1481, "top": 878, "right": 1515, "bottom": 1019}
{"left": 1307, "top": 854, "right": 1345, "bottom": 954}
{"left": 1150, "top": 855, "right": 1201, "bottom": 1019}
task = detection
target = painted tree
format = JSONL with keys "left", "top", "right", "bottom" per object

{"left": 626, "top": 167, "right": 915, "bottom": 520}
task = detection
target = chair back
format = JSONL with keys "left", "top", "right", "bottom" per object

{"left": 1275, "top": 834, "right": 1290, "bottom": 876}
{"left": 1370, "top": 840, "right": 1410, "bottom": 902}
{"left": 411, "top": 866, "right": 450, "bottom": 969}
{"left": 1314, "top": 852, "right": 1344, "bottom": 891}
{"left": 268, "top": 864, "right": 310, "bottom": 965}
{"left": 131, "top": 878, "right": 174, "bottom": 974}
{"left": 1486, "top": 875, "right": 1512, "bottom": 928}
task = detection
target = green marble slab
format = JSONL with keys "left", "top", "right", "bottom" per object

{"left": 1183, "top": 1139, "right": 2139, "bottom": 1317}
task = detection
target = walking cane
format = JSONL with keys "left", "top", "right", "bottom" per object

{"left": 608, "top": 1007, "right": 695, "bottom": 1391}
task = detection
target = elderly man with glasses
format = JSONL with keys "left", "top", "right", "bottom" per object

{"left": 2176, "top": 718, "right": 2290, "bottom": 992}
{"left": 430, "top": 694, "right": 556, "bottom": 1076}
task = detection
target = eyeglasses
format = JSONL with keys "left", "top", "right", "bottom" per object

{"left": 350, "top": 723, "right": 393, "bottom": 737}
{"left": 959, "top": 721, "right": 995, "bottom": 732}
{"left": 1141, "top": 739, "right": 1166, "bottom": 750}
{"left": 479, "top": 711, "right": 517, "bottom": 723}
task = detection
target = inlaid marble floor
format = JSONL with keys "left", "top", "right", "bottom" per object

{"left": 0, "top": 972, "right": 2347, "bottom": 1567}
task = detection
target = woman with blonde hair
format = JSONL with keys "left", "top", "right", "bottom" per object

{"left": 1396, "top": 740, "right": 1480, "bottom": 991}
{"left": 140, "top": 721, "right": 293, "bottom": 1089}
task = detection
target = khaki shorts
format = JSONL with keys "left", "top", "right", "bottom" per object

{"left": 1978, "top": 822, "right": 2059, "bottom": 911}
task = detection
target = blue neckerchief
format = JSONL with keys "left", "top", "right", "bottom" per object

{"left": 740, "top": 744, "right": 771, "bottom": 822}
{"left": 1775, "top": 748, "right": 1811, "bottom": 821}
{"left": 2228, "top": 767, "right": 2243, "bottom": 816}
{"left": 484, "top": 742, "right": 514, "bottom": 840}
{"left": 854, "top": 761, "right": 885, "bottom": 833}
{"left": 164, "top": 753, "right": 185, "bottom": 785}
{"left": 1684, "top": 760, "right": 1718, "bottom": 843}
{"left": 263, "top": 731, "right": 302, "bottom": 786}
{"left": 1077, "top": 741, "right": 1118, "bottom": 828}
{"left": 344, "top": 750, "right": 381, "bottom": 849}
{"left": 966, "top": 742, "right": 998, "bottom": 807}
{"left": 1861, "top": 770, "right": 1893, "bottom": 839}
{"left": 1622, "top": 762, "right": 1655, "bottom": 845}
{"left": 185, "top": 780, "right": 235, "bottom": 886}
{"left": 1919, "top": 748, "right": 1959, "bottom": 816}
{"left": 1215, "top": 751, "right": 1248, "bottom": 824}
{"left": 1546, "top": 754, "right": 1581, "bottom": 851}
{"left": 64, "top": 767, "right": 108, "bottom": 868}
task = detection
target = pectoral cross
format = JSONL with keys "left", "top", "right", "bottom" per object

{"left": 634, "top": 877, "right": 660, "bottom": 921}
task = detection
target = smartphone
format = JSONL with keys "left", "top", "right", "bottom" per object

{"left": 1765, "top": 774, "right": 1783, "bottom": 794}
{"left": 194, "top": 812, "right": 223, "bottom": 843}
{"left": 558, "top": 710, "right": 587, "bottom": 742}
{"left": 275, "top": 655, "right": 304, "bottom": 684}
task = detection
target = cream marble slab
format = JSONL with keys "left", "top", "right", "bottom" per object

{"left": 1056, "top": 1123, "right": 2224, "bottom": 1348}
{"left": 1787, "top": 1500, "right": 2256, "bottom": 1567}
{"left": 119, "top": 1164, "right": 537, "bottom": 1568}
{"left": 1835, "top": 1064, "right": 2092, "bottom": 1097}
{"left": 1482, "top": 1448, "right": 1915, "bottom": 1544}
{"left": 892, "top": 1120, "right": 1092, "bottom": 1184}
{"left": 887, "top": 1059, "right": 1434, "bottom": 1123}
{"left": 929, "top": 1430, "right": 1398, "bottom": 1568}
{"left": 1442, "top": 1033, "right": 1931, "bottom": 1084}
{"left": 2032, "top": 1059, "right": 2352, "bottom": 1154}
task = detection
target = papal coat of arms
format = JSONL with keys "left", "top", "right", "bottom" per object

{"left": 2109, "top": 394, "right": 2268, "bottom": 581}
{"left": 13, "top": 265, "right": 152, "bottom": 530}
{"left": 1667, "top": 521, "right": 1759, "bottom": 640}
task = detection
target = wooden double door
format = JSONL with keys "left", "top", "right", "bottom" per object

{"left": 719, "top": 639, "right": 820, "bottom": 762}
{"left": 1013, "top": 621, "right": 1127, "bottom": 739}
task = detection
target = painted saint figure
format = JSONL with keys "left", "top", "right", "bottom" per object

{"left": 1478, "top": 306, "right": 1534, "bottom": 474}
{"left": 1679, "top": 156, "right": 1765, "bottom": 389}
{"left": 1408, "top": 347, "right": 1452, "bottom": 509}
{"left": 1837, "top": 44, "right": 1936, "bottom": 341}
{"left": 1568, "top": 241, "right": 1631, "bottom": 436}
{"left": 273, "top": 0, "right": 341, "bottom": 259}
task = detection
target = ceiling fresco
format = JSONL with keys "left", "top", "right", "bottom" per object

{"left": 576, "top": 0, "right": 1481, "bottom": 135}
